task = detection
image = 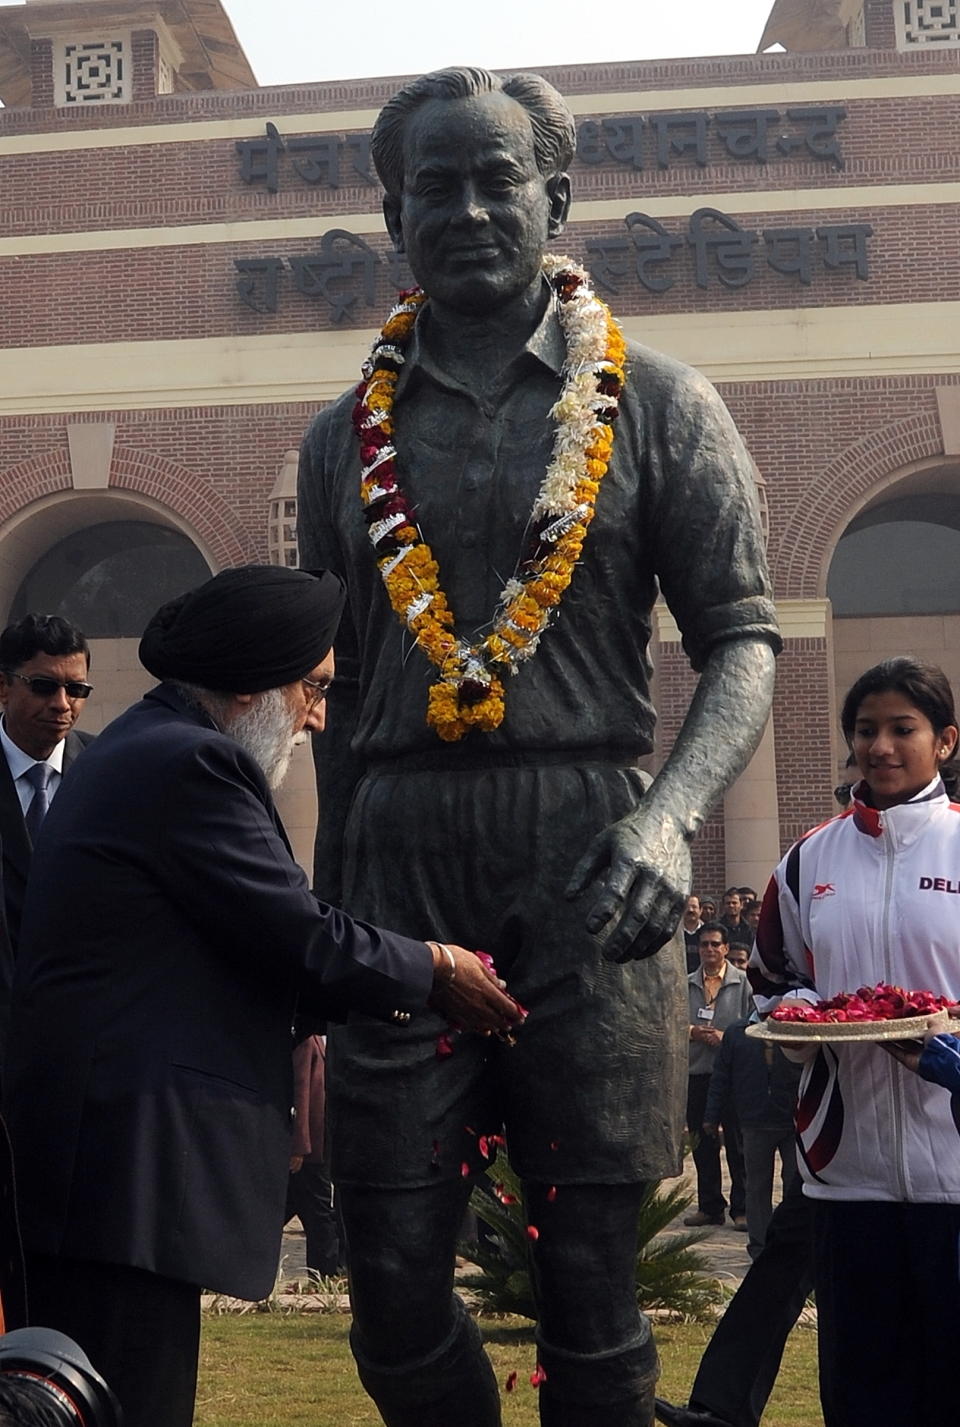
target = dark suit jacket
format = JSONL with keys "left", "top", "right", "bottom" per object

{"left": 3, "top": 685, "right": 432, "bottom": 1300}
{"left": 0, "top": 728, "right": 92, "bottom": 1062}
{"left": 0, "top": 727, "right": 92, "bottom": 950}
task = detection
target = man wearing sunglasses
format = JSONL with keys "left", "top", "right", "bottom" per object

{"left": 0, "top": 614, "right": 93, "bottom": 1049}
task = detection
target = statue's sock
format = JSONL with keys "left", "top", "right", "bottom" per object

{"left": 534, "top": 1330, "right": 660, "bottom": 1427}
{"left": 350, "top": 1298, "right": 501, "bottom": 1427}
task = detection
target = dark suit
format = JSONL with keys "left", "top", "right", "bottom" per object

{"left": 0, "top": 727, "right": 92, "bottom": 1059}
{"left": 3, "top": 684, "right": 432, "bottom": 1301}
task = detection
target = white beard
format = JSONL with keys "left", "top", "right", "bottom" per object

{"left": 225, "top": 686, "right": 297, "bottom": 791}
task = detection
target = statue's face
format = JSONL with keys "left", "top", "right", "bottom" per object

{"left": 387, "top": 91, "right": 561, "bottom": 315}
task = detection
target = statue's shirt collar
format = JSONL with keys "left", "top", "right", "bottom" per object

{"left": 394, "top": 285, "right": 566, "bottom": 404}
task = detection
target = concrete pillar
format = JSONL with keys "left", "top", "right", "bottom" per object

{"left": 723, "top": 715, "right": 780, "bottom": 894}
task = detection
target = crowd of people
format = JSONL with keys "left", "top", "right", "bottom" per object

{"left": 679, "top": 899, "right": 800, "bottom": 1254}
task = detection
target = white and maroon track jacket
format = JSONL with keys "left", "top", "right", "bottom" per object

{"left": 753, "top": 775, "right": 960, "bottom": 1203}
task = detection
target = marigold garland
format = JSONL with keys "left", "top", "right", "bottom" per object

{"left": 353, "top": 255, "right": 626, "bottom": 741}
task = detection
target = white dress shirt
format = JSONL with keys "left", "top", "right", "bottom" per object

{"left": 0, "top": 717, "right": 66, "bottom": 817}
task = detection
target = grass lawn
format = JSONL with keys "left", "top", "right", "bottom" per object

{"left": 196, "top": 1313, "right": 824, "bottom": 1426}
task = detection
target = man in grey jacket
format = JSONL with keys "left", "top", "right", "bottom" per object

{"left": 684, "top": 923, "right": 752, "bottom": 1228}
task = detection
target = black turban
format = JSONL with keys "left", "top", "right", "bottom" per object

{"left": 139, "top": 565, "right": 346, "bottom": 693}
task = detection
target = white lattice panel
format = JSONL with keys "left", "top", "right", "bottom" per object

{"left": 897, "top": 0, "right": 960, "bottom": 46}
{"left": 56, "top": 36, "right": 130, "bottom": 105}
{"left": 158, "top": 53, "right": 174, "bottom": 95}
{"left": 847, "top": 6, "right": 867, "bottom": 46}
{"left": 268, "top": 497, "right": 300, "bottom": 569}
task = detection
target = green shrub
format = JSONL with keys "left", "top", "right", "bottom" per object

{"left": 458, "top": 1154, "right": 724, "bottom": 1322}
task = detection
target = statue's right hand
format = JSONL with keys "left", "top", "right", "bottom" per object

{"left": 427, "top": 944, "right": 527, "bottom": 1036}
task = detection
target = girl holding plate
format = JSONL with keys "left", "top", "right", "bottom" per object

{"left": 752, "top": 656, "right": 960, "bottom": 1427}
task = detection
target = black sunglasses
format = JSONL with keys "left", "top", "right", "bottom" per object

{"left": 9, "top": 673, "right": 93, "bottom": 700}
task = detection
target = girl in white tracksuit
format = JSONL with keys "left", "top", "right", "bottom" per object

{"left": 753, "top": 657, "right": 960, "bottom": 1427}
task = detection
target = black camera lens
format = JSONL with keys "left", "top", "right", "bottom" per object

{"left": 0, "top": 1329, "right": 121, "bottom": 1426}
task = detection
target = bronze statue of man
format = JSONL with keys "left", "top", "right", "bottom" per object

{"left": 298, "top": 66, "right": 780, "bottom": 1427}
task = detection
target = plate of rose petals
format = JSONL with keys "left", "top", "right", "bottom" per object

{"left": 746, "top": 983, "right": 959, "bottom": 1043}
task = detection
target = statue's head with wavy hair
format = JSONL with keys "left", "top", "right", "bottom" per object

{"left": 371, "top": 67, "right": 576, "bottom": 198}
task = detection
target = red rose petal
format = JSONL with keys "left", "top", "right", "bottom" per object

{"left": 526, "top": 1225, "right": 539, "bottom": 1241}
{"left": 505, "top": 1372, "right": 518, "bottom": 1393}
{"left": 770, "top": 980, "right": 958, "bottom": 1025}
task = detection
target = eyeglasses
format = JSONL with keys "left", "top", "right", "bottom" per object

{"left": 9, "top": 673, "right": 93, "bottom": 700}
{"left": 301, "top": 675, "right": 333, "bottom": 711}
{"left": 699, "top": 940, "right": 726, "bottom": 950}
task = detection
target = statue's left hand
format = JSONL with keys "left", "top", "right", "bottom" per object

{"left": 565, "top": 807, "right": 690, "bottom": 963}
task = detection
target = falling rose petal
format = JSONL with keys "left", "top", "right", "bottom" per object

{"left": 550, "top": 1140, "right": 560, "bottom": 1151}
{"left": 526, "top": 1225, "right": 540, "bottom": 1241}
{"left": 530, "top": 1364, "right": 548, "bottom": 1387}
{"left": 460, "top": 1161, "right": 471, "bottom": 1178}
{"left": 436, "top": 1033, "right": 455, "bottom": 1059}
{"left": 546, "top": 1186, "right": 558, "bottom": 1202}
{"left": 478, "top": 1135, "right": 492, "bottom": 1158}
{"left": 505, "top": 1371, "right": 518, "bottom": 1394}
{"left": 464, "top": 1125, "right": 477, "bottom": 1136}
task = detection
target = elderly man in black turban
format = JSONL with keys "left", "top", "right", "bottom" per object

{"left": 2, "top": 564, "right": 521, "bottom": 1427}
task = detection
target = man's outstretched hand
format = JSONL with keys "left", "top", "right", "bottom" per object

{"left": 566, "top": 807, "right": 690, "bottom": 963}
{"left": 428, "top": 944, "right": 527, "bottom": 1034}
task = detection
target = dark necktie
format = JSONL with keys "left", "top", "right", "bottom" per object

{"left": 24, "top": 762, "right": 53, "bottom": 843}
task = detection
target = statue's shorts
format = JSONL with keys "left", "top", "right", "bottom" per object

{"left": 327, "top": 756, "right": 687, "bottom": 1188}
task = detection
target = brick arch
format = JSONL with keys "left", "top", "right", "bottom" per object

{"left": 109, "top": 448, "right": 260, "bottom": 568}
{"left": 0, "top": 449, "right": 73, "bottom": 524}
{"left": 770, "top": 412, "right": 945, "bottom": 600}
{"left": 0, "top": 445, "right": 260, "bottom": 570}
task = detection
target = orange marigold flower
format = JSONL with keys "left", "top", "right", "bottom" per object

{"left": 528, "top": 583, "right": 561, "bottom": 609}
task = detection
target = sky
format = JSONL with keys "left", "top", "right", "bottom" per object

{"left": 221, "top": 0, "right": 781, "bottom": 87}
